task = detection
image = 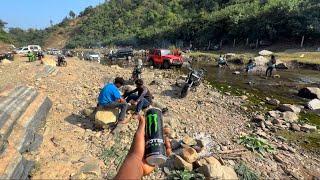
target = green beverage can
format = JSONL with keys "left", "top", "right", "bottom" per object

{"left": 145, "top": 108, "right": 167, "bottom": 166}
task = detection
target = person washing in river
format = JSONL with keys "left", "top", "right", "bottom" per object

{"left": 266, "top": 55, "right": 277, "bottom": 77}
{"left": 98, "top": 77, "right": 129, "bottom": 124}
{"left": 218, "top": 54, "right": 228, "bottom": 68}
{"left": 124, "top": 79, "right": 153, "bottom": 116}
{"left": 246, "top": 58, "right": 256, "bottom": 73}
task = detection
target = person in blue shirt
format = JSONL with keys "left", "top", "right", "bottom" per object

{"left": 98, "top": 77, "right": 129, "bottom": 123}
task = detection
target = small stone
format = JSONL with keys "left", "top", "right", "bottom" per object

{"left": 307, "top": 99, "right": 320, "bottom": 110}
{"left": 272, "top": 118, "right": 283, "bottom": 125}
{"left": 182, "top": 136, "right": 197, "bottom": 146}
{"left": 273, "top": 154, "right": 285, "bottom": 164}
{"left": 300, "top": 124, "right": 317, "bottom": 132}
{"left": 266, "top": 98, "right": 280, "bottom": 106}
{"left": 290, "top": 123, "right": 300, "bottom": 131}
{"left": 83, "top": 108, "right": 94, "bottom": 117}
{"left": 282, "top": 112, "right": 299, "bottom": 122}
{"left": 278, "top": 104, "right": 301, "bottom": 113}
{"left": 240, "top": 95, "right": 248, "bottom": 100}
{"left": 181, "top": 147, "right": 198, "bottom": 163}
{"left": 252, "top": 115, "right": 265, "bottom": 123}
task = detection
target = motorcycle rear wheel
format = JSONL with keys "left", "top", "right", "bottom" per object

{"left": 180, "top": 84, "right": 189, "bottom": 98}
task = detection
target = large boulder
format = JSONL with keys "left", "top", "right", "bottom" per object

{"left": 298, "top": 87, "right": 320, "bottom": 99}
{"left": 254, "top": 56, "right": 268, "bottom": 66}
{"left": 172, "top": 155, "right": 193, "bottom": 171}
{"left": 278, "top": 104, "right": 301, "bottom": 113}
{"left": 307, "top": 99, "right": 320, "bottom": 110}
{"left": 197, "top": 157, "right": 223, "bottom": 178}
{"left": 259, "top": 50, "right": 273, "bottom": 56}
{"left": 281, "top": 112, "right": 299, "bottom": 122}
{"left": 94, "top": 108, "right": 119, "bottom": 128}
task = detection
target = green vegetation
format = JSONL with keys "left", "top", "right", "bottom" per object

{"left": 238, "top": 135, "right": 275, "bottom": 155}
{"left": 4, "top": 0, "right": 320, "bottom": 49}
{"left": 277, "top": 130, "right": 320, "bottom": 154}
{"left": 234, "top": 162, "right": 259, "bottom": 180}
{"left": 167, "top": 170, "right": 205, "bottom": 180}
{"left": 0, "top": 20, "right": 10, "bottom": 43}
{"left": 66, "top": 0, "right": 320, "bottom": 48}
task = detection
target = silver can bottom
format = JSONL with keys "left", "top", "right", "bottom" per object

{"left": 146, "top": 155, "right": 167, "bottom": 166}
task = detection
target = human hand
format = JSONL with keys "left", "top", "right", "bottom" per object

{"left": 130, "top": 115, "right": 171, "bottom": 176}
{"left": 130, "top": 100, "right": 137, "bottom": 105}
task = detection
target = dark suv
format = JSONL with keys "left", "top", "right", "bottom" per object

{"left": 109, "top": 48, "right": 133, "bottom": 61}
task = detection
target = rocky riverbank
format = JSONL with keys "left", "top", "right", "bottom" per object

{"left": 0, "top": 56, "right": 319, "bottom": 179}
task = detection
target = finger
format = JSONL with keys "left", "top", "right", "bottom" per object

{"left": 130, "top": 115, "right": 146, "bottom": 159}
{"left": 164, "top": 136, "right": 172, "bottom": 156}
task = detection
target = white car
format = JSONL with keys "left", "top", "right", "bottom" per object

{"left": 84, "top": 51, "right": 101, "bottom": 63}
{"left": 16, "top": 45, "right": 42, "bottom": 55}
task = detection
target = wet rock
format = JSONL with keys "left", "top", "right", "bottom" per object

{"left": 278, "top": 104, "right": 301, "bottom": 114}
{"left": 300, "top": 124, "right": 317, "bottom": 132}
{"left": 298, "top": 87, "right": 320, "bottom": 99}
{"left": 281, "top": 112, "right": 299, "bottom": 122}
{"left": 290, "top": 123, "right": 300, "bottom": 131}
{"left": 182, "top": 136, "right": 197, "bottom": 146}
{"left": 307, "top": 99, "right": 320, "bottom": 110}
{"left": 172, "top": 154, "right": 193, "bottom": 171}
{"left": 252, "top": 115, "right": 265, "bottom": 123}
{"left": 181, "top": 146, "right": 198, "bottom": 163}
{"left": 266, "top": 97, "right": 280, "bottom": 106}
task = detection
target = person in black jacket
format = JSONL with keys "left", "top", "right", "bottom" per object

{"left": 124, "top": 79, "right": 153, "bottom": 115}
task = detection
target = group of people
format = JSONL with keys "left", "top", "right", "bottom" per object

{"left": 218, "top": 54, "right": 277, "bottom": 77}
{"left": 97, "top": 77, "right": 153, "bottom": 124}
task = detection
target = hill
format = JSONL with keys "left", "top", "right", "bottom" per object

{"left": 7, "top": 0, "right": 320, "bottom": 49}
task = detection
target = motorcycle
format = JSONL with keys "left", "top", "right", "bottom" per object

{"left": 180, "top": 67, "right": 206, "bottom": 98}
{"left": 130, "top": 65, "right": 142, "bottom": 82}
{"left": 57, "top": 55, "right": 67, "bottom": 67}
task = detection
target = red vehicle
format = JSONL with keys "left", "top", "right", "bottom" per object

{"left": 148, "top": 49, "right": 183, "bottom": 68}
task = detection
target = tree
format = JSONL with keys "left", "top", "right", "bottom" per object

{"left": 0, "top": 19, "right": 7, "bottom": 29}
{"left": 69, "top": 10, "right": 76, "bottom": 19}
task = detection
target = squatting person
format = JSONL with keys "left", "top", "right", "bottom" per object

{"left": 97, "top": 77, "right": 129, "bottom": 124}
{"left": 124, "top": 79, "right": 153, "bottom": 116}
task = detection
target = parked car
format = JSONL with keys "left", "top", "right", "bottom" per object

{"left": 84, "top": 51, "right": 101, "bottom": 63}
{"left": 109, "top": 48, "right": 133, "bottom": 61}
{"left": 148, "top": 49, "right": 183, "bottom": 68}
{"left": 17, "top": 45, "right": 42, "bottom": 55}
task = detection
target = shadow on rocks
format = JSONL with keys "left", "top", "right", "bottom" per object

{"left": 64, "top": 113, "right": 99, "bottom": 131}
{"left": 161, "top": 84, "right": 182, "bottom": 99}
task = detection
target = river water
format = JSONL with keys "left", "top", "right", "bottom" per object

{"left": 192, "top": 62, "right": 320, "bottom": 106}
